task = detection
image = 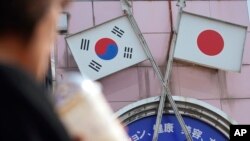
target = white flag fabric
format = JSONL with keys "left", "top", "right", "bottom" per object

{"left": 174, "top": 12, "right": 247, "bottom": 72}
{"left": 66, "top": 16, "right": 148, "bottom": 80}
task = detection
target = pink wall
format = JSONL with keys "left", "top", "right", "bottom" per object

{"left": 55, "top": 0, "right": 250, "bottom": 124}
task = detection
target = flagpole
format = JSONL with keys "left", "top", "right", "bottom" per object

{"left": 152, "top": 1, "right": 194, "bottom": 141}
{"left": 153, "top": 1, "right": 194, "bottom": 141}
{"left": 120, "top": 0, "right": 193, "bottom": 141}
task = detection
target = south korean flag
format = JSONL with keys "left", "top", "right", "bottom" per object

{"left": 66, "top": 16, "right": 148, "bottom": 80}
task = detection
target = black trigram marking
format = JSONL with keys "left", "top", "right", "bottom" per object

{"left": 124, "top": 47, "right": 133, "bottom": 59}
{"left": 111, "top": 26, "right": 125, "bottom": 38}
{"left": 89, "top": 60, "right": 102, "bottom": 72}
{"left": 80, "top": 39, "right": 90, "bottom": 51}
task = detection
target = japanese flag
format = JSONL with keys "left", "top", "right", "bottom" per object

{"left": 174, "top": 12, "right": 247, "bottom": 72}
{"left": 66, "top": 16, "right": 148, "bottom": 80}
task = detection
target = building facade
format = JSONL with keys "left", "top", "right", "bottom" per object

{"left": 55, "top": 0, "right": 250, "bottom": 124}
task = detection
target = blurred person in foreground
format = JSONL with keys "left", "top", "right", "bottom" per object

{"left": 0, "top": 0, "right": 75, "bottom": 140}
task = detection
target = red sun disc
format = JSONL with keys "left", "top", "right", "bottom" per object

{"left": 197, "top": 30, "right": 224, "bottom": 56}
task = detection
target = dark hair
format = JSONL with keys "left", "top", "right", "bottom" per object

{"left": 0, "top": 0, "right": 53, "bottom": 41}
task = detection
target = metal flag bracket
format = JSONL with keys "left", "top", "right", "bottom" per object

{"left": 119, "top": 0, "right": 193, "bottom": 141}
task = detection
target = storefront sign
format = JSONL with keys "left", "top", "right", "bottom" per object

{"left": 127, "top": 115, "right": 227, "bottom": 141}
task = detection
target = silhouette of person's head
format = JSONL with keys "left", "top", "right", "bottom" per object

{"left": 0, "top": 0, "right": 68, "bottom": 81}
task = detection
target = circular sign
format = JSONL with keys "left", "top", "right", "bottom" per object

{"left": 127, "top": 115, "right": 227, "bottom": 141}
{"left": 116, "top": 96, "right": 236, "bottom": 141}
{"left": 197, "top": 30, "right": 224, "bottom": 56}
{"left": 95, "top": 38, "right": 118, "bottom": 60}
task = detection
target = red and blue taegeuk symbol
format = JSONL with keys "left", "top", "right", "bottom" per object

{"left": 95, "top": 38, "right": 118, "bottom": 60}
